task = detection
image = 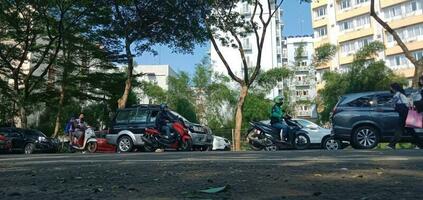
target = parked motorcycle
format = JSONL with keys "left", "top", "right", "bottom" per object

{"left": 142, "top": 118, "right": 192, "bottom": 152}
{"left": 69, "top": 128, "right": 98, "bottom": 153}
{"left": 246, "top": 116, "right": 310, "bottom": 151}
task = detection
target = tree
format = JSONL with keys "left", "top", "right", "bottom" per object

{"left": 99, "top": 0, "right": 209, "bottom": 109}
{"left": 370, "top": 0, "right": 423, "bottom": 87}
{"left": 206, "top": 0, "right": 304, "bottom": 150}
{"left": 167, "top": 72, "right": 198, "bottom": 123}
{"left": 319, "top": 41, "right": 406, "bottom": 122}
{"left": 0, "top": 1, "right": 67, "bottom": 127}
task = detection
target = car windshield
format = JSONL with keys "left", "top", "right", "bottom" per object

{"left": 295, "top": 119, "right": 318, "bottom": 128}
{"left": 170, "top": 111, "right": 190, "bottom": 124}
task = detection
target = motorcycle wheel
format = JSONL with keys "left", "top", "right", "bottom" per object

{"left": 86, "top": 142, "right": 97, "bottom": 153}
{"left": 180, "top": 138, "right": 192, "bottom": 151}
{"left": 293, "top": 132, "right": 310, "bottom": 150}
{"left": 246, "top": 130, "right": 264, "bottom": 151}
{"left": 143, "top": 145, "right": 156, "bottom": 152}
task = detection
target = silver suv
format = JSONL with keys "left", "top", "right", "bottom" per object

{"left": 106, "top": 105, "right": 213, "bottom": 152}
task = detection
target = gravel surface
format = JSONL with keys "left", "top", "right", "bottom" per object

{"left": 0, "top": 150, "right": 422, "bottom": 200}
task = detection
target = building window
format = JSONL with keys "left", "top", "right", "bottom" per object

{"left": 314, "top": 26, "right": 327, "bottom": 38}
{"left": 415, "top": 51, "right": 423, "bottom": 61}
{"left": 241, "top": 3, "right": 250, "bottom": 15}
{"left": 355, "top": 0, "right": 368, "bottom": 5}
{"left": 314, "top": 6, "right": 327, "bottom": 18}
{"left": 338, "top": 14, "right": 370, "bottom": 32}
{"left": 384, "top": 1, "right": 422, "bottom": 21}
{"left": 340, "top": 36, "right": 373, "bottom": 55}
{"left": 340, "top": 0, "right": 351, "bottom": 10}
{"left": 339, "top": 20, "right": 353, "bottom": 31}
{"left": 386, "top": 23, "right": 423, "bottom": 46}
{"left": 243, "top": 38, "right": 252, "bottom": 50}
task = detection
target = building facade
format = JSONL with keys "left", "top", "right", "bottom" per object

{"left": 312, "top": 0, "right": 423, "bottom": 89}
{"left": 210, "top": 0, "right": 284, "bottom": 98}
{"left": 284, "top": 36, "right": 317, "bottom": 118}
{"left": 134, "top": 64, "right": 177, "bottom": 104}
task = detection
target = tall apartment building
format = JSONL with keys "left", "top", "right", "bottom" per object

{"left": 210, "top": 0, "right": 284, "bottom": 98}
{"left": 284, "top": 35, "right": 317, "bottom": 118}
{"left": 312, "top": 0, "right": 423, "bottom": 89}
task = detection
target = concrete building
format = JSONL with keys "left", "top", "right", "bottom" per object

{"left": 134, "top": 64, "right": 177, "bottom": 104}
{"left": 311, "top": 0, "right": 423, "bottom": 89}
{"left": 210, "top": 0, "right": 284, "bottom": 98}
{"left": 284, "top": 35, "right": 317, "bottom": 118}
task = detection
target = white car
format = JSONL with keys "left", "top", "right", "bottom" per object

{"left": 291, "top": 118, "right": 347, "bottom": 150}
{"left": 212, "top": 135, "right": 231, "bottom": 151}
{"left": 261, "top": 119, "right": 347, "bottom": 150}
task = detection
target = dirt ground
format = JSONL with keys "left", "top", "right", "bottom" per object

{"left": 0, "top": 151, "right": 422, "bottom": 200}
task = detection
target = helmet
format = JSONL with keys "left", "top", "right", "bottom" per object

{"left": 273, "top": 95, "right": 284, "bottom": 104}
{"left": 160, "top": 103, "right": 168, "bottom": 110}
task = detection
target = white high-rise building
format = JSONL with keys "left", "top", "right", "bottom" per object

{"left": 210, "top": 0, "right": 284, "bottom": 98}
{"left": 284, "top": 35, "right": 317, "bottom": 118}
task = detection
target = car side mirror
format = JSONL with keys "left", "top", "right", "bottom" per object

{"left": 307, "top": 125, "right": 318, "bottom": 130}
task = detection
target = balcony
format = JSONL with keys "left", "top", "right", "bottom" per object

{"left": 296, "top": 95, "right": 311, "bottom": 101}
{"left": 296, "top": 110, "right": 312, "bottom": 117}
{"left": 295, "top": 80, "right": 313, "bottom": 87}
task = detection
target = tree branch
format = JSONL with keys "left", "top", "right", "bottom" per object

{"left": 207, "top": 25, "right": 243, "bottom": 84}
{"left": 370, "top": 0, "right": 422, "bottom": 86}
{"left": 229, "top": 30, "right": 249, "bottom": 83}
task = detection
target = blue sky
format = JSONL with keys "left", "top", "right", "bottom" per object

{"left": 135, "top": 1, "right": 313, "bottom": 75}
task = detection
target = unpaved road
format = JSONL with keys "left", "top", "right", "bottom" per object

{"left": 0, "top": 150, "right": 422, "bottom": 200}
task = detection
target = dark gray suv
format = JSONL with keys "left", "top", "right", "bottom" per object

{"left": 331, "top": 91, "right": 423, "bottom": 149}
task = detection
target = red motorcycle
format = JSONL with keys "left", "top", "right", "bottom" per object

{"left": 142, "top": 119, "right": 192, "bottom": 152}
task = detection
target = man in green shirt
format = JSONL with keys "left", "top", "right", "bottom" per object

{"left": 270, "top": 95, "right": 288, "bottom": 141}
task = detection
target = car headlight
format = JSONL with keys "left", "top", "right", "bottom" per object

{"left": 38, "top": 136, "right": 47, "bottom": 142}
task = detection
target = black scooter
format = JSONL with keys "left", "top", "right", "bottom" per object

{"left": 246, "top": 116, "right": 310, "bottom": 151}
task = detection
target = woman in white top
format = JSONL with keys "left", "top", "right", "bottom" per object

{"left": 388, "top": 83, "right": 411, "bottom": 149}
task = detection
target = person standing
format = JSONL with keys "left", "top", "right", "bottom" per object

{"left": 388, "top": 83, "right": 411, "bottom": 149}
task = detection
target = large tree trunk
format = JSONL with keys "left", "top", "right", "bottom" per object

{"left": 117, "top": 39, "right": 134, "bottom": 109}
{"left": 370, "top": 0, "right": 423, "bottom": 87}
{"left": 53, "top": 85, "right": 65, "bottom": 138}
{"left": 234, "top": 85, "right": 249, "bottom": 151}
{"left": 19, "top": 106, "right": 27, "bottom": 128}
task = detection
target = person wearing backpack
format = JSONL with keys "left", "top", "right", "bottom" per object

{"left": 65, "top": 116, "right": 76, "bottom": 145}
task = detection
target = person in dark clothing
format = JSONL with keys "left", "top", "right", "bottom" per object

{"left": 270, "top": 95, "right": 289, "bottom": 142}
{"left": 156, "top": 104, "right": 173, "bottom": 139}
{"left": 388, "top": 83, "right": 411, "bottom": 149}
{"left": 410, "top": 76, "right": 423, "bottom": 148}
{"left": 413, "top": 75, "right": 423, "bottom": 113}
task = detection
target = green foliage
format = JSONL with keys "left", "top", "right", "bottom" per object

{"left": 242, "top": 93, "right": 273, "bottom": 128}
{"left": 318, "top": 42, "right": 407, "bottom": 122}
{"left": 139, "top": 81, "right": 167, "bottom": 104}
{"left": 313, "top": 43, "right": 338, "bottom": 67}
{"left": 255, "top": 68, "right": 292, "bottom": 91}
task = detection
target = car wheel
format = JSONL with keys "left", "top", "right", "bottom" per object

{"left": 24, "top": 143, "right": 35, "bottom": 154}
{"left": 323, "top": 137, "right": 341, "bottom": 150}
{"left": 180, "top": 138, "right": 192, "bottom": 151}
{"left": 86, "top": 142, "right": 97, "bottom": 153}
{"left": 117, "top": 136, "right": 133, "bottom": 153}
{"left": 203, "top": 145, "right": 213, "bottom": 151}
{"left": 294, "top": 132, "right": 310, "bottom": 150}
{"left": 353, "top": 126, "right": 379, "bottom": 149}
